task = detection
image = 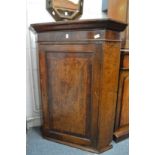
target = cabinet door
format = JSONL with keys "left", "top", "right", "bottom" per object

{"left": 117, "top": 71, "right": 129, "bottom": 127}
{"left": 114, "top": 52, "right": 129, "bottom": 141}
{"left": 39, "top": 44, "right": 101, "bottom": 146}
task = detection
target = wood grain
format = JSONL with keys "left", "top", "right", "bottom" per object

{"left": 108, "top": 0, "right": 128, "bottom": 23}
{"left": 97, "top": 41, "right": 121, "bottom": 150}
{"left": 30, "top": 19, "right": 126, "bottom": 153}
{"left": 106, "top": 0, "right": 129, "bottom": 142}
{"left": 46, "top": 52, "right": 93, "bottom": 136}
{"left": 114, "top": 52, "right": 129, "bottom": 141}
{"left": 30, "top": 19, "right": 127, "bottom": 33}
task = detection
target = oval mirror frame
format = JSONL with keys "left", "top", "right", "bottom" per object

{"left": 46, "top": 0, "right": 84, "bottom": 21}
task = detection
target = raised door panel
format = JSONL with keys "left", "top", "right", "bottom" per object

{"left": 114, "top": 52, "right": 129, "bottom": 141}
{"left": 39, "top": 44, "right": 101, "bottom": 146}
{"left": 119, "top": 73, "right": 129, "bottom": 127}
{"left": 47, "top": 52, "right": 92, "bottom": 136}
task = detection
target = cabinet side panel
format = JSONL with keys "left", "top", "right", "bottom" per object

{"left": 98, "top": 41, "right": 121, "bottom": 149}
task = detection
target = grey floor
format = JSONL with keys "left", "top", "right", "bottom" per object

{"left": 27, "top": 127, "right": 129, "bottom": 155}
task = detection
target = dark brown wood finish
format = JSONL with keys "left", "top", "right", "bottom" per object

{"left": 30, "top": 18, "right": 127, "bottom": 33}
{"left": 97, "top": 41, "right": 121, "bottom": 150}
{"left": 105, "top": 0, "right": 129, "bottom": 142}
{"left": 30, "top": 19, "right": 126, "bottom": 153}
{"left": 39, "top": 44, "right": 100, "bottom": 147}
{"left": 114, "top": 51, "right": 129, "bottom": 142}
{"left": 107, "top": 0, "right": 129, "bottom": 49}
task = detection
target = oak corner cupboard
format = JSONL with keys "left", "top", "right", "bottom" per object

{"left": 30, "top": 19, "right": 127, "bottom": 153}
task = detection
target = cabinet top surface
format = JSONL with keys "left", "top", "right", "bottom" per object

{"left": 30, "top": 18, "right": 127, "bottom": 33}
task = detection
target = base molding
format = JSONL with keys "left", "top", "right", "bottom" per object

{"left": 42, "top": 128, "right": 112, "bottom": 154}
{"left": 113, "top": 125, "right": 129, "bottom": 142}
{"left": 43, "top": 135, "right": 112, "bottom": 154}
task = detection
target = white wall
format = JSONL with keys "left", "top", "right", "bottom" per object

{"left": 26, "top": 0, "right": 107, "bottom": 128}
